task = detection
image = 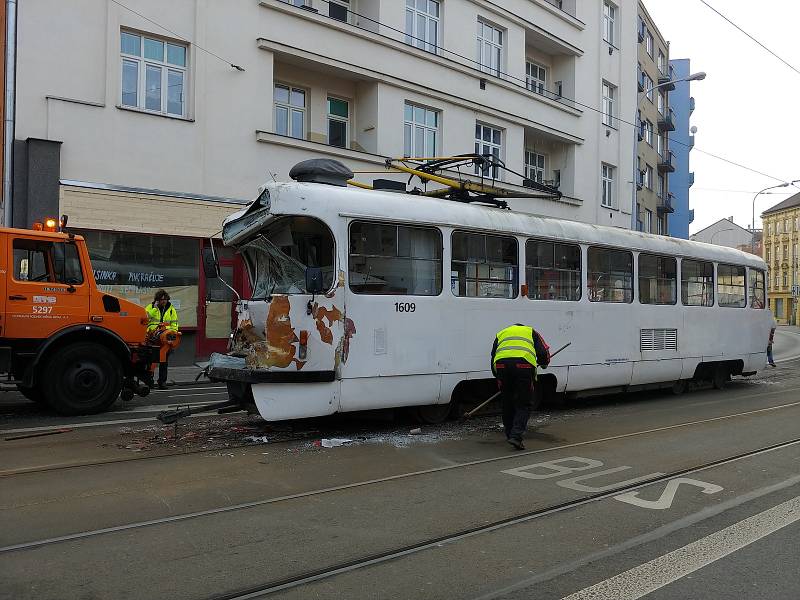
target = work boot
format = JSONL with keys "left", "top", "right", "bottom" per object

{"left": 157, "top": 382, "right": 167, "bottom": 390}
{"left": 507, "top": 438, "right": 525, "bottom": 450}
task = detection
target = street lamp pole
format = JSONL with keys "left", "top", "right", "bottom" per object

{"left": 709, "top": 228, "right": 736, "bottom": 245}
{"left": 752, "top": 183, "right": 790, "bottom": 254}
{"left": 630, "top": 72, "right": 706, "bottom": 231}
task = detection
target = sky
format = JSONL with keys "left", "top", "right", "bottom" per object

{"left": 644, "top": 0, "right": 800, "bottom": 234}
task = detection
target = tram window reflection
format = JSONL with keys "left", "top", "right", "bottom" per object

{"left": 525, "top": 240, "right": 581, "bottom": 301}
{"left": 638, "top": 253, "right": 677, "bottom": 305}
{"left": 749, "top": 268, "right": 766, "bottom": 309}
{"left": 681, "top": 259, "right": 714, "bottom": 306}
{"left": 348, "top": 221, "right": 442, "bottom": 295}
{"left": 587, "top": 246, "right": 633, "bottom": 303}
{"left": 451, "top": 231, "right": 518, "bottom": 298}
{"left": 718, "top": 264, "right": 746, "bottom": 308}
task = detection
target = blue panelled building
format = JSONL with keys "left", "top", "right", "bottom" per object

{"left": 668, "top": 58, "right": 695, "bottom": 239}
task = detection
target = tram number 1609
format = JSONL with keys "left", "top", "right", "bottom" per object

{"left": 394, "top": 302, "right": 416, "bottom": 313}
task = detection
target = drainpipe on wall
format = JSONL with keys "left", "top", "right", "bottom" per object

{"left": 3, "top": 0, "right": 16, "bottom": 227}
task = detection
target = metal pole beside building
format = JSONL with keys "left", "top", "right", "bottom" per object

{"left": 2, "top": 0, "right": 15, "bottom": 227}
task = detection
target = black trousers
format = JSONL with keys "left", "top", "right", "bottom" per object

{"left": 496, "top": 358, "right": 535, "bottom": 441}
{"left": 158, "top": 350, "right": 173, "bottom": 385}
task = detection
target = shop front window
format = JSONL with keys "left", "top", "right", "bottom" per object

{"left": 77, "top": 229, "right": 199, "bottom": 327}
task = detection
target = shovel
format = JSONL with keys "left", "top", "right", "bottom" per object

{"left": 462, "top": 342, "right": 572, "bottom": 419}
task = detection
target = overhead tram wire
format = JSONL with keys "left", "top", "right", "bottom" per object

{"left": 698, "top": 0, "right": 800, "bottom": 78}
{"left": 306, "top": 0, "right": 792, "bottom": 186}
{"left": 109, "top": 0, "right": 246, "bottom": 71}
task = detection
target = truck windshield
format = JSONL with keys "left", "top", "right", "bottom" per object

{"left": 242, "top": 216, "right": 334, "bottom": 297}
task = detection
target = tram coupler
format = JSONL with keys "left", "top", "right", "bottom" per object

{"left": 157, "top": 399, "right": 244, "bottom": 425}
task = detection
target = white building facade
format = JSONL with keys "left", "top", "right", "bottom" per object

{"left": 12, "top": 0, "right": 637, "bottom": 360}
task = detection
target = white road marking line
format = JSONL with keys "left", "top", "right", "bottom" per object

{"left": 152, "top": 386, "right": 226, "bottom": 393}
{"left": 562, "top": 495, "right": 800, "bottom": 600}
{"left": 0, "top": 410, "right": 223, "bottom": 435}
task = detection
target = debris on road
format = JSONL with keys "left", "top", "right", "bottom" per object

{"left": 409, "top": 428, "right": 422, "bottom": 435}
{"left": 320, "top": 438, "right": 353, "bottom": 448}
{"left": 5, "top": 428, "right": 73, "bottom": 441}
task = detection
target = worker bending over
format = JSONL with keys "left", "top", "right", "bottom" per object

{"left": 491, "top": 324, "right": 550, "bottom": 450}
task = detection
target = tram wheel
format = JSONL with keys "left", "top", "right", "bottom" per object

{"left": 712, "top": 366, "right": 729, "bottom": 390}
{"left": 671, "top": 380, "right": 687, "bottom": 395}
{"left": 413, "top": 402, "right": 455, "bottom": 424}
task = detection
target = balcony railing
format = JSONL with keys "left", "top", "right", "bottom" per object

{"left": 658, "top": 108, "right": 676, "bottom": 132}
{"left": 657, "top": 194, "right": 675, "bottom": 214}
{"left": 658, "top": 150, "right": 675, "bottom": 173}
{"left": 658, "top": 67, "right": 675, "bottom": 91}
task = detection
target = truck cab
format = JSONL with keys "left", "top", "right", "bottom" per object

{"left": 0, "top": 218, "right": 156, "bottom": 414}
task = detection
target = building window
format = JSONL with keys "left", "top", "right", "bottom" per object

{"left": 656, "top": 133, "right": 664, "bottom": 157}
{"left": 601, "top": 164, "right": 615, "bottom": 208}
{"left": 603, "top": 2, "right": 616, "bottom": 46}
{"left": 646, "top": 31, "right": 654, "bottom": 57}
{"left": 681, "top": 259, "right": 714, "bottom": 306}
{"left": 274, "top": 84, "right": 306, "bottom": 139}
{"left": 120, "top": 31, "right": 187, "bottom": 116}
{"left": 329, "top": 0, "right": 350, "bottom": 22}
{"left": 79, "top": 229, "right": 199, "bottom": 327}
{"left": 657, "top": 50, "right": 665, "bottom": 74}
{"left": 657, "top": 217, "right": 664, "bottom": 235}
{"left": 327, "top": 97, "right": 349, "bottom": 148}
{"left": 644, "top": 120, "right": 654, "bottom": 145}
{"left": 526, "top": 240, "right": 581, "bottom": 301}
{"left": 475, "top": 123, "right": 502, "bottom": 178}
{"left": 526, "top": 61, "right": 547, "bottom": 95}
{"left": 602, "top": 81, "right": 616, "bottom": 127}
{"left": 657, "top": 174, "right": 665, "bottom": 198}
{"left": 768, "top": 222, "right": 772, "bottom": 235}
{"left": 718, "top": 264, "right": 747, "bottom": 308}
{"left": 451, "top": 231, "right": 518, "bottom": 298}
{"left": 404, "top": 103, "right": 439, "bottom": 158}
{"left": 477, "top": 20, "right": 503, "bottom": 77}
{"left": 783, "top": 272, "right": 788, "bottom": 287}
{"left": 750, "top": 269, "right": 766, "bottom": 308}
{"left": 644, "top": 208, "right": 652, "bottom": 232}
{"left": 785, "top": 218, "right": 790, "bottom": 232}
{"left": 645, "top": 165, "right": 654, "bottom": 190}
{"left": 524, "top": 151, "right": 546, "bottom": 183}
{"left": 405, "top": 0, "right": 440, "bottom": 53}
{"left": 588, "top": 246, "right": 633, "bottom": 303}
{"left": 657, "top": 92, "right": 665, "bottom": 115}
{"left": 639, "top": 254, "right": 677, "bottom": 304}
{"left": 644, "top": 75, "right": 654, "bottom": 101}
{"left": 767, "top": 247, "right": 771, "bottom": 261}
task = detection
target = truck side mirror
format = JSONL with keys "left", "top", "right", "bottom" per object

{"left": 201, "top": 247, "right": 219, "bottom": 279}
{"left": 305, "top": 267, "right": 325, "bottom": 294}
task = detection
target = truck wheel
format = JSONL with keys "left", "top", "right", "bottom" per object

{"left": 42, "top": 342, "right": 123, "bottom": 416}
{"left": 17, "top": 384, "right": 45, "bottom": 404}
{"left": 412, "top": 402, "right": 455, "bottom": 424}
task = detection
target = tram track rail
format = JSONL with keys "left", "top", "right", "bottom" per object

{"left": 0, "top": 375, "right": 796, "bottom": 479}
{"left": 206, "top": 435, "right": 800, "bottom": 599}
{"left": 4, "top": 392, "right": 800, "bottom": 556}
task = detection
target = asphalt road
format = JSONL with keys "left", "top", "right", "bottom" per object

{"left": 1, "top": 330, "right": 800, "bottom": 599}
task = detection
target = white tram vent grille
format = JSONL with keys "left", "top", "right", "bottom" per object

{"left": 640, "top": 328, "right": 678, "bottom": 352}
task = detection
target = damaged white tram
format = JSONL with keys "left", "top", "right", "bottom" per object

{"left": 209, "top": 163, "right": 773, "bottom": 423}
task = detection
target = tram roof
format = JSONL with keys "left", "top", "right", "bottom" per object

{"left": 226, "top": 181, "right": 766, "bottom": 269}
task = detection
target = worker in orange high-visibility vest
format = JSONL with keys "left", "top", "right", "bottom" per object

{"left": 145, "top": 289, "right": 179, "bottom": 389}
{"left": 491, "top": 324, "right": 550, "bottom": 450}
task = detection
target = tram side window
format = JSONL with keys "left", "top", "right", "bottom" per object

{"left": 348, "top": 222, "right": 442, "bottom": 295}
{"left": 681, "top": 259, "right": 714, "bottom": 306}
{"left": 451, "top": 231, "right": 518, "bottom": 298}
{"left": 638, "top": 254, "right": 677, "bottom": 305}
{"left": 718, "top": 264, "right": 746, "bottom": 308}
{"left": 749, "top": 268, "right": 766, "bottom": 309}
{"left": 525, "top": 240, "right": 581, "bottom": 301}
{"left": 587, "top": 247, "right": 633, "bottom": 303}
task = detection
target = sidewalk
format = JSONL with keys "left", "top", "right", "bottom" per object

{"left": 168, "top": 362, "right": 211, "bottom": 385}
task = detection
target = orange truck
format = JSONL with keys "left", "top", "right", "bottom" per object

{"left": 0, "top": 216, "right": 162, "bottom": 415}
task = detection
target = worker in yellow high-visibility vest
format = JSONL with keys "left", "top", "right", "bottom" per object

{"left": 145, "top": 289, "right": 179, "bottom": 389}
{"left": 491, "top": 324, "right": 550, "bottom": 450}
